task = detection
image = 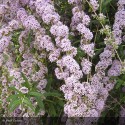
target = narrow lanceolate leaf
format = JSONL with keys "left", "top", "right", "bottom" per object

{"left": 48, "top": 103, "right": 57, "bottom": 116}
{"left": 21, "top": 72, "right": 31, "bottom": 89}
{"left": 8, "top": 99, "right": 21, "bottom": 113}
{"left": 7, "top": 94, "right": 19, "bottom": 102}
{"left": 57, "top": 100, "right": 65, "bottom": 107}
{"left": 35, "top": 97, "right": 45, "bottom": 110}
{"left": 28, "top": 91, "right": 45, "bottom": 98}
{"left": 43, "top": 92, "right": 62, "bottom": 97}
{"left": 35, "top": 105, "right": 41, "bottom": 115}
{"left": 23, "top": 97, "right": 35, "bottom": 112}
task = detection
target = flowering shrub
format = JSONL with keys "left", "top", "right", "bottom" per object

{"left": 0, "top": 0, "right": 125, "bottom": 124}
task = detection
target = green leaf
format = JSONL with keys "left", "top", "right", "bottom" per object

{"left": 35, "top": 105, "right": 40, "bottom": 115}
{"left": 46, "top": 76, "right": 53, "bottom": 91}
{"left": 35, "top": 97, "right": 45, "bottom": 110}
{"left": 16, "top": 55, "right": 22, "bottom": 63}
{"left": 3, "top": 53, "right": 9, "bottom": 62}
{"left": 100, "top": 0, "right": 112, "bottom": 13}
{"left": 102, "top": 0, "right": 112, "bottom": 7}
{"left": 28, "top": 91, "right": 45, "bottom": 98}
{"left": 93, "top": 48, "right": 103, "bottom": 59}
{"left": 8, "top": 76, "right": 14, "bottom": 82}
{"left": 8, "top": 99, "right": 21, "bottom": 112}
{"left": 35, "top": 105, "right": 41, "bottom": 115}
{"left": 26, "top": 30, "right": 33, "bottom": 47}
{"left": 44, "top": 92, "right": 62, "bottom": 97}
{"left": 115, "top": 79, "right": 124, "bottom": 89}
{"left": 57, "top": 100, "right": 65, "bottom": 107}
{"left": 0, "top": 100, "right": 2, "bottom": 104}
{"left": 21, "top": 73, "right": 31, "bottom": 89}
{"left": 7, "top": 94, "right": 19, "bottom": 102}
{"left": 77, "top": 48, "right": 85, "bottom": 57}
{"left": 23, "top": 97, "right": 35, "bottom": 112}
{"left": 48, "top": 104, "right": 56, "bottom": 116}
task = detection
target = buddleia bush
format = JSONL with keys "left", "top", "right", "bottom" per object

{"left": 0, "top": 0, "right": 125, "bottom": 125}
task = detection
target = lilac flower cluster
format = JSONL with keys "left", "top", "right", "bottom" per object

{"left": 108, "top": 60, "right": 122, "bottom": 77}
{"left": 65, "top": 0, "right": 111, "bottom": 119}
{"left": 81, "top": 58, "right": 92, "bottom": 74}
{"left": 66, "top": 0, "right": 120, "bottom": 122}
{"left": 1, "top": 0, "right": 20, "bottom": 21}
{"left": 0, "top": 2, "right": 49, "bottom": 117}
{"left": 89, "top": 0, "right": 99, "bottom": 11}
{"left": 69, "top": 2, "right": 95, "bottom": 71}
{"left": 113, "top": 0, "right": 125, "bottom": 45}
{"left": 35, "top": 0, "right": 97, "bottom": 118}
